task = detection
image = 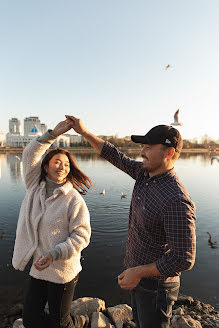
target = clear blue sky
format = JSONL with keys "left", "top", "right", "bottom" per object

{"left": 0, "top": 0, "right": 218, "bottom": 140}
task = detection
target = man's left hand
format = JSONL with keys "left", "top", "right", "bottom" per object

{"left": 118, "top": 267, "right": 141, "bottom": 290}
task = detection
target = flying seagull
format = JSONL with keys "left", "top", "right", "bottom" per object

{"left": 121, "top": 192, "right": 127, "bottom": 199}
{"left": 211, "top": 156, "right": 219, "bottom": 165}
{"left": 171, "top": 109, "right": 183, "bottom": 126}
{"left": 207, "top": 232, "right": 218, "bottom": 249}
{"left": 165, "top": 64, "right": 171, "bottom": 70}
{"left": 100, "top": 189, "right": 106, "bottom": 196}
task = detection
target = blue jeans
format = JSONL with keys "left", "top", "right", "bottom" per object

{"left": 130, "top": 279, "right": 180, "bottom": 328}
{"left": 23, "top": 275, "right": 78, "bottom": 328}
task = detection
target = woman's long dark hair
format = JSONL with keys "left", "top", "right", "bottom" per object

{"left": 40, "top": 149, "right": 92, "bottom": 195}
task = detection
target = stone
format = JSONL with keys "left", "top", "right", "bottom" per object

{"left": 91, "top": 312, "right": 110, "bottom": 328}
{"left": 171, "top": 314, "right": 202, "bottom": 328}
{"left": 173, "top": 307, "right": 185, "bottom": 316}
{"left": 9, "top": 303, "right": 23, "bottom": 316}
{"left": 105, "top": 325, "right": 115, "bottom": 328}
{"left": 13, "top": 318, "right": 24, "bottom": 328}
{"left": 125, "top": 321, "right": 136, "bottom": 328}
{"left": 70, "top": 297, "right": 105, "bottom": 318}
{"left": 176, "top": 295, "right": 194, "bottom": 306}
{"left": 107, "top": 304, "right": 133, "bottom": 326}
{"left": 115, "top": 320, "right": 124, "bottom": 328}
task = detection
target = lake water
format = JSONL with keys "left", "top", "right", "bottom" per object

{"left": 0, "top": 151, "right": 219, "bottom": 314}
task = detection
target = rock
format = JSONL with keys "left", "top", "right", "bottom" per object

{"left": 70, "top": 297, "right": 105, "bottom": 318}
{"left": 13, "top": 318, "right": 24, "bottom": 328}
{"left": 173, "top": 307, "right": 185, "bottom": 316}
{"left": 115, "top": 321, "right": 124, "bottom": 328}
{"left": 105, "top": 324, "right": 115, "bottom": 328}
{"left": 125, "top": 321, "right": 136, "bottom": 328}
{"left": 171, "top": 314, "right": 202, "bottom": 328}
{"left": 176, "top": 295, "right": 194, "bottom": 306}
{"left": 91, "top": 312, "right": 110, "bottom": 328}
{"left": 9, "top": 303, "right": 23, "bottom": 316}
{"left": 107, "top": 304, "right": 132, "bottom": 326}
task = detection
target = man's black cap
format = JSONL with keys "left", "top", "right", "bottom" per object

{"left": 131, "top": 125, "right": 183, "bottom": 153}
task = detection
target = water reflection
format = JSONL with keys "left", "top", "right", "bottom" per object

{"left": 6, "top": 154, "right": 23, "bottom": 181}
{"left": 0, "top": 151, "right": 219, "bottom": 312}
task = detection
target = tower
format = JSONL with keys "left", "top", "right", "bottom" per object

{"left": 9, "top": 118, "right": 20, "bottom": 135}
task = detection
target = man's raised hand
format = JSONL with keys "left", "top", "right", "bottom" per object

{"left": 65, "top": 115, "right": 87, "bottom": 136}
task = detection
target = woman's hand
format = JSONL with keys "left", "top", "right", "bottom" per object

{"left": 51, "top": 119, "right": 74, "bottom": 137}
{"left": 65, "top": 115, "right": 88, "bottom": 136}
{"left": 34, "top": 254, "right": 53, "bottom": 271}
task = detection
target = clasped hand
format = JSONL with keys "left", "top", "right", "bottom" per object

{"left": 34, "top": 254, "right": 53, "bottom": 271}
{"left": 118, "top": 267, "right": 141, "bottom": 290}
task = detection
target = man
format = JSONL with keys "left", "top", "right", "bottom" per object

{"left": 66, "top": 115, "right": 196, "bottom": 328}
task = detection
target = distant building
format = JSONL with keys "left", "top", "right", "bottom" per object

{"left": 40, "top": 123, "right": 47, "bottom": 134}
{"left": 6, "top": 116, "right": 47, "bottom": 147}
{"left": 52, "top": 135, "right": 70, "bottom": 148}
{"left": 70, "top": 135, "right": 83, "bottom": 144}
{"left": 6, "top": 117, "right": 71, "bottom": 147}
{"left": 9, "top": 118, "right": 20, "bottom": 135}
{"left": 24, "top": 116, "right": 45, "bottom": 136}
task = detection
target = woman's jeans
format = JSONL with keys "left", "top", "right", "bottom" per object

{"left": 23, "top": 275, "right": 78, "bottom": 328}
{"left": 130, "top": 278, "right": 180, "bottom": 328}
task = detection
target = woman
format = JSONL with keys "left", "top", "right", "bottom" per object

{"left": 12, "top": 119, "right": 92, "bottom": 328}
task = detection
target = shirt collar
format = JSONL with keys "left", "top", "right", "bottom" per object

{"left": 144, "top": 167, "right": 175, "bottom": 181}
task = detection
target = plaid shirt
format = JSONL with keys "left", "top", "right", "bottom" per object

{"left": 101, "top": 142, "right": 196, "bottom": 282}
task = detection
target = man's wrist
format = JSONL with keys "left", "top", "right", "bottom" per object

{"left": 81, "top": 130, "right": 90, "bottom": 138}
{"left": 134, "top": 262, "right": 161, "bottom": 279}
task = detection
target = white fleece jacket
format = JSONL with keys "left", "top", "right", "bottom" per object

{"left": 12, "top": 138, "right": 91, "bottom": 284}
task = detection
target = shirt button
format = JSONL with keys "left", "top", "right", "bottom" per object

{"left": 146, "top": 183, "right": 148, "bottom": 185}
{"left": 137, "top": 197, "right": 140, "bottom": 200}
{"left": 153, "top": 180, "right": 156, "bottom": 183}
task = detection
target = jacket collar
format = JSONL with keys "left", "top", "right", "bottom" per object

{"left": 40, "top": 180, "right": 73, "bottom": 195}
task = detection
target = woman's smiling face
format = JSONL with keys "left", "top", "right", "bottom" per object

{"left": 45, "top": 153, "right": 70, "bottom": 183}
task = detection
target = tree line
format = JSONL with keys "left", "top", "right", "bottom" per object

{"left": 70, "top": 134, "right": 219, "bottom": 149}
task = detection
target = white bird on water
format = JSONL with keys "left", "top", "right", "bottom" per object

{"left": 121, "top": 192, "right": 127, "bottom": 199}
{"left": 100, "top": 189, "right": 106, "bottom": 196}
{"left": 211, "top": 156, "right": 219, "bottom": 165}
{"left": 171, "top": 109, "right": 183, "bottom": 126}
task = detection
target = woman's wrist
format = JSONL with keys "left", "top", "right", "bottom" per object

{"left": 49, "top": 129, "right": 59, "bottom": 137}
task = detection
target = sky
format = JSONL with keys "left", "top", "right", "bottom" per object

{"left": 0, "top": 0, "right": 219, "bottom": 140}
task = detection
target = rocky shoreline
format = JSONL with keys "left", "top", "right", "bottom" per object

{"left": 1, "top": 294, "right": 219, "bottom": 328}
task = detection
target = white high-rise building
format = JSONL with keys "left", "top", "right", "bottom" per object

{"left": 24, "top": 116, "right": 42, "bottom": 136}
{"left": 9, "top": 118, "right": 20, "bottom": 135}
{"left": 40, "top": 123, "right": 47, "bottom": 134}
{"left": 6, "top": 116, "right": 71, "bottom": 147}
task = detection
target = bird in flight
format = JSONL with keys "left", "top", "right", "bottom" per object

{"left": 171, "top": 109, "right": 183, "bottom": 126}
{"left": 165, "top": 64, "right": 171, "bottom": 70}
{"left": 100, "top": 189, "right": 106, "bottom": 196}
{"left": 207, "top": 232, "right": 218, "bottom": 249}
{"left": 211, "top": 156, "right": 219, "bottom": 165}
{"left": 121, "top": 192, "right": 127, "bottom": 199}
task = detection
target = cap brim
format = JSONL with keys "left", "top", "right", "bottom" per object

{"left": 131, "top": 135, "right": 148, "bottom": 144}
